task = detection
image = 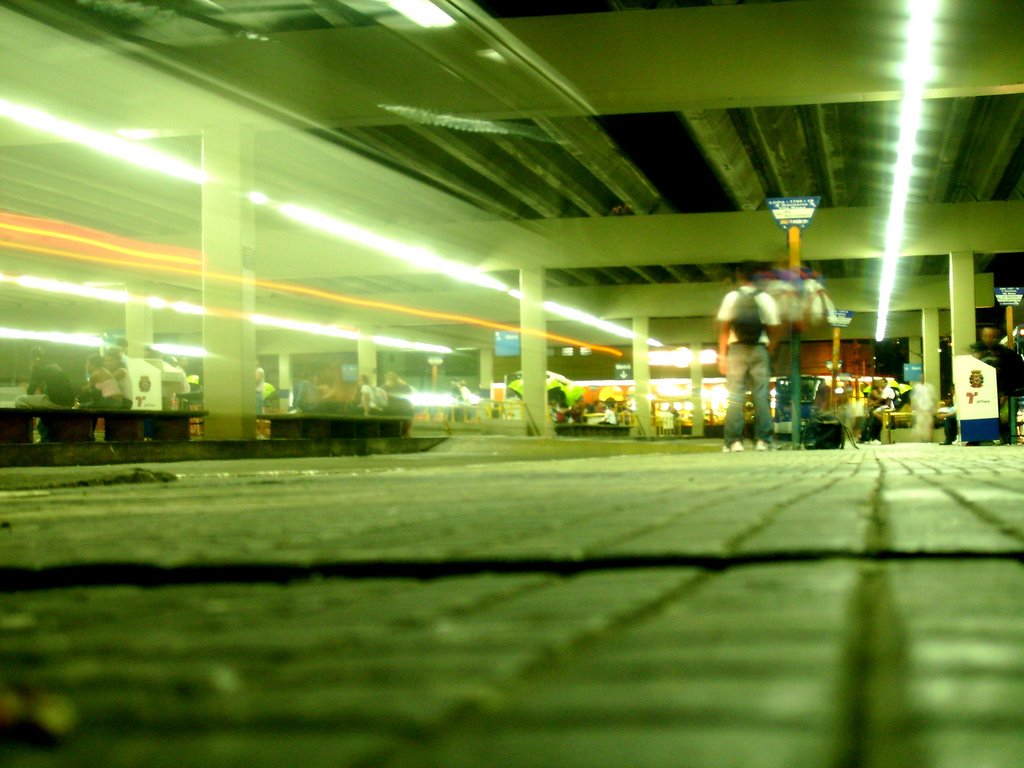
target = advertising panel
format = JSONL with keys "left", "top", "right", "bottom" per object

{"left": 952, "top": 355, "right": 999, "bottom": 442}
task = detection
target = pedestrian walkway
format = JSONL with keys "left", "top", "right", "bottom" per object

{"left": 1, "top": 439, "right": 1022, "bottom": 767}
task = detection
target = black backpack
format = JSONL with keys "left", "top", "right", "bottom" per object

{"left": 731, "top": 289, "right": 765, "bottom": 345}
{"left": 801, "top": 413, "right": 849, "bottom": 450}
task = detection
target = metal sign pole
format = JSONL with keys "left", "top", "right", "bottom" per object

{"left": 788, "top": 225, "right": 802, "bottom": 448}
{"left": 831, "top": 327, "right": 841, "bottom": 410}
{"left": 766, "top": 197, "right": 820, "bottom": 450}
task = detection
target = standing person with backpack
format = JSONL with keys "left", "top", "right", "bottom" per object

{"left": 717, "top": 262, "right": 781, "bottom": 452}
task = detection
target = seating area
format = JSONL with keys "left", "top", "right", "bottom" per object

{"left": 554, "top": 423, "right": 632, "bottom": 438}
{"left": 0, "top": 407, "right": 204, "bottom": 444}
{"left": 258, "top": 412, "right": 411, "bottom": 440}
{"left": 880, "top": 410, "right": 945, "bottom": 444}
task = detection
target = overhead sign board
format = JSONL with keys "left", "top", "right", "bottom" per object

{"left": 994, "top": 287, "right": 1023, "bottom": 306}
{"left": 614, "top": 363, "right": 632, "bottom": 381}
{"left": 903, "top": 362, "right": 923, "bottom": 383}
{"left": 827, "top": 309, "right": 854, "bottom": 328}
{"left": 766, "top": 196, "right": 821, "bottom": 231}
{"left": 494, "top": 331, "right": 520, "bottom": 357}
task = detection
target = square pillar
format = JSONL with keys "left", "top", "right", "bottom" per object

{"left": 519, "top": 267, "right": 549, "bottom": 437}
{"left": 201, "top": 125, "right": 257, "bottom": 440}
{"left": 631, "top": 317, "right": 652, "bottom": 437}
{"left": 949, "top": 251, "right": 975, "bottom": 356}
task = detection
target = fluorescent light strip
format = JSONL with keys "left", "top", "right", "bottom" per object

{"left": 371, "top": 335, "right": 452, "bottom": 354}
{"left": 250, "top": 313, "right": 361, "bottom": 340}
{"left": 277, "top": 202, "right": 662, "bottom": 346}
{"left": 544, "top": 300, "right": 664, "bottom": 347}
{"left": 150, "top": 343, "right": 207, "bottom": 358}
{"left": 2, "top": 271, "right": 453, "bottom": 352}
{"left": 281, "top": 199, "right": 661, "bottom": 347}
{"left": 875, "top": 0, "right": 939, "bottom": 340}
{"left": 14, "top": 274, "right": 127, "bottom": 303}
{"left": 0, "top": 327, "right": 102, "bottom": 347}
{"left": 277, "top": 203, "right": 510, "bottom": 293}
{"left": 253, "top": 313, "right": 452, "bottom": 352}
{"left": 0, "top": 98, "right": 206, "bottom": 184}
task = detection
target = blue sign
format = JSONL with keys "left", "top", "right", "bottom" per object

{"left": 494, "top": 331, "right": 520, "bottom": 357}
{"left": 903, "top": 363, "right": 923, "bottom": 383}
{"left": 614, "top": 363, "right": 632, "bottom": 380}
{"left": 994, "top": 287, "right": 1024, "bottom": 306}
{"left": 766, "top": 197, "right": 821, "bottom": 231}
{"left": 827, "top": 309, "right": 854, "bottom": 328}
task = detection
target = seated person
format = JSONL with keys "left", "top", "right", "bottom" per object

{"left": 858, "top": 377, "right": 895, "bottom": 443}
{"left": 79, "top": 355, "right": 130, "bottom": 409}
{"left": 600, "top": 398, "right": 619, "bottom": 425}
{"left": 15, "top": 358, "right": 78, "bottom": 442}
{"left": 16, "top": 359, "right": 76, "bottom": 410}
{"left": 103, "top": 348, "right": 133, "bottom": 408}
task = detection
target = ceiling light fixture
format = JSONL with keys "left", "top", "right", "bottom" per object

{"left": 386, "top": 0, "right": 455, "bottom": 28}
{"left": 875, "top": 0, "right": 940, "bottom": 340}
{"left": 0, "top": 99, "right": 206, "bottom": 184}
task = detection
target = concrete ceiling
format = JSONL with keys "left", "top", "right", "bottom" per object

{"left": 1, "top": 0, "right": 1024, "bottom": 354}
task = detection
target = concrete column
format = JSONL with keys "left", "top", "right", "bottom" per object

{"left": 949, "top": 251, "right": 975, "bottom": 355}
{"left": 691, "top": 344, "right": 705, "bottom": 437}
{"left": 519, "top": 267, "right": 549, "bottom": 436}
{"left": 631, "top": 317, "right": 652, "bottom": 437}
{"left": 201, "top": 125, "right": 256, "bottom": 440}
{"left": 278, "top": 353, "right": 292, "bottom": 391}
{"left": 357, "top": 332, "right": 377, "bottom": 383}
{"left": 921, "top": 307, "right": 941, "bottom": 398}
{"left": 479, "top": 345, "right": 495, "bottom": 397}
{"left": 125, "top": 303, "right": 153, "bottom": 358}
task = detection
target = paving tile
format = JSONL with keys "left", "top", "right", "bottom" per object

{"left": 2, "top": 442, "right": 1024, "bottom": 767}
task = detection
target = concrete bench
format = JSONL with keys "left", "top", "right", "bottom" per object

{"left": 554, "top": 423, "right": 632, "bottom": 438}
{"left": 0, "top": 407, "right": 205, "bottom": 444}
{"left": 259, "top": 413, "right": 410, "bottom": 440}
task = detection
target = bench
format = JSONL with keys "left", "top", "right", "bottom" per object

{"left": 0, "top": 407, "right": 205, "bottom": 444}
{"left": 554, "top": 423, "right": 632, "bottom": 438}
{"left": 259, "top": 413, "right": 410, "bottom": 440}
{"left": 881, "top": 410, "right": 945, "bottom": 444}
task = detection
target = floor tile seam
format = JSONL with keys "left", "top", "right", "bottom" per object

{"left": 349, "top": 569, "right": 716, "bottom": 768}
{"left": 4, "top": 552, "right": 1024, "bottom": 594}
{"left": 864, "top": 456, "right": 892, "bottom": 554}
{"left": 570, "top": 476, "right": 844, "bottom": 556}
{"left": 930, "top": 485, "right": 1024, "bottom": 547}
{"left": 832, "top": 564, "right": 929, "bottom": 768}
{"left": 718, "top": 472, "right": 854, "bottom": 554}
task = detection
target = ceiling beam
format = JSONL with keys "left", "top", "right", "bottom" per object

{"left": 400, "top": 124, "right": 565, "bottom": 219}
{"left": 521, "top": 200, "right": 1024, "bottom": 268}
{"left": 679, "top": 109, "right": 764, "bottom": 212}
{"left": 69, "top": 1, "right": 1024, "bottom": 130}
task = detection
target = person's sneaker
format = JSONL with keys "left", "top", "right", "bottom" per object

{"left": 729, "top": 441, "right": 744, "bottom": 452}
{"left": 869, "top": 439, "right": 882, "bottom": 445}
{"left": 755, "top": 439, "right": 770, "bottom": 451}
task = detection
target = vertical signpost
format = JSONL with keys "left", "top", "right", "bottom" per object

{"left": 995, "top": 287, "right": 1023, "bottom": 348}
{"left": 766, "top": 197, "right": 820, "bottom": 447}
{"left": 827, "top": 309, "right": 854, "bottom": 408}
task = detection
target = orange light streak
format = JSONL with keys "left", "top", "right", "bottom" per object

{"left": 0, "top": 214, "right": 623, "bottom": 357}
